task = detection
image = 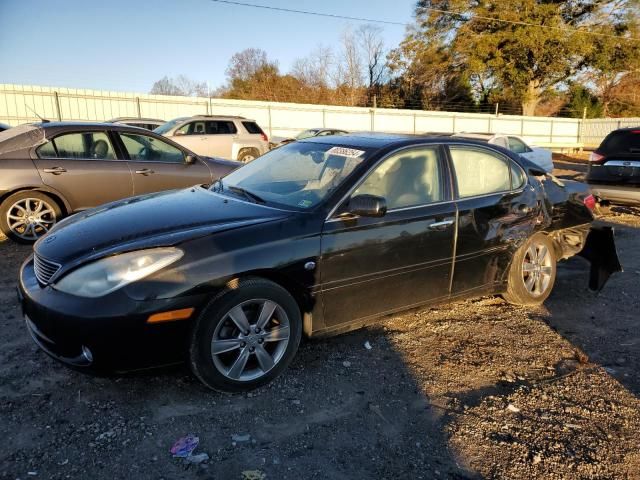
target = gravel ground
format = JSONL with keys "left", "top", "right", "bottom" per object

{"left": 1, "top": 159, "right": 639, "bottom": 480}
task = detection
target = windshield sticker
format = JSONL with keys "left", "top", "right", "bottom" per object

{"left": 326, "top": 146, "right": 365, "bottom": 158}
{"left": 298, "top": 199, "right": 313, "bottom": 208}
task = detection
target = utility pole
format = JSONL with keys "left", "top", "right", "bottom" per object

{"left": 495, "top": 103, "right": 499, "bottom": 116}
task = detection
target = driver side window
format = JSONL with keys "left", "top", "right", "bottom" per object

{"left": 353, "top": 147, "right": 443, "bottom": 210}
{"left": 119, "top": 133, "right": 185, "bottom": 163}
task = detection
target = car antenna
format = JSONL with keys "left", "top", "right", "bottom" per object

{"left": 25, "top": 104, "right": 50, "bottom": 123}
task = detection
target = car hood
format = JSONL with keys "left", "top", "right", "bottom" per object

{"left": 34, "top": 187, "right": 290, "bottom": 265}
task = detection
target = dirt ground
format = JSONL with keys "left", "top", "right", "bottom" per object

{"left": 1, "top": 157, "right": 639, "bottom": 480}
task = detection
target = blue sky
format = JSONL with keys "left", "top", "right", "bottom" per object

{"left": 0, "top": 0, "right": 416, "bottom": 93}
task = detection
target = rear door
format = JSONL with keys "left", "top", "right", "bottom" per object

{"left": 447, "top": 145, "right": 536, "bottom": 294}
{"left": 117, "top": 131, "right": 212, "bottom": 195}
{"left": 320, "top": 145, "right": 456, "bottom": 327}
{"left": 34, "top": 130, "right": 133, "bottom": 211}
{"left": 206, "top": 120, "right": 237, "bottom": 159}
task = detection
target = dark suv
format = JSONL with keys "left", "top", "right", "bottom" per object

{"left": 587, "top": 127, "right": 640, "bottom": 205}
{"left": 0, "top": 122, "right": 240, "bottom": 243}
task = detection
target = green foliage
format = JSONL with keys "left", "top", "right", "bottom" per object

{"left": 566, "top": 84, "right": 604, "bottom": 118}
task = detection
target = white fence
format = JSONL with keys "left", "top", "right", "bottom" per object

{"left": 2, "top": 83, "right": 636, "bottom": 148}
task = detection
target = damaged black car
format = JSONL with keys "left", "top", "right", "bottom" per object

{"left": 18, "top": 133, "right": 621, "bottom": 392}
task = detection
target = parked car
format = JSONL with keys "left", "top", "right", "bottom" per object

{"left": 19, "top": 133, "right": 620, "bottom": 392}
{"left": 452, "top": 132, "right": 554, "bottom": 173}
{"left": 586, "top": 127, "right": 640, "bottom": 205}
{"left": 108, "top": 117, "right": 165, "bottom": 131}
{"left": 0, "top": 122, "right": 11, "bottom": 132}
{"left": 274, "top": 128, "right": 349, "bottom": 148}
{"left": 0, "top": 122, "right": 240, "bottom": 243}
{"left": 155, "top": 116, "right": 269, "bottom": 162}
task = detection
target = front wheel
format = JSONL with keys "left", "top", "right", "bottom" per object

{"left": 189, "top": 278, "right": 302, "bottom": 393}
{"left": 237, "top": 148, "right": 260, "bottom": 163}
{"left": 502, "top": 233, "right": 557, "bottom": 306}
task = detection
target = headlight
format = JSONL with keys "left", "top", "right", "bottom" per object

{"left": 54, "top": 248, "right": 183, "bottom": 298}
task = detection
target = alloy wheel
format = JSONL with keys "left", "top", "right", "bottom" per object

{"left": 211, "top": 299, "right": 291, "bottom": 382}
{"left": 522, "top": 241, "right": 553, "bottom": 297}
{"left": 6, "top": 198, "right": 57, "bottom": 241}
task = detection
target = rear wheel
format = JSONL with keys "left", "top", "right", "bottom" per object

{"left": 238, "top": 148, "right": 260, "bottom": 163}
{"left": 189, "top": 278, "right": 302, "bottom": 392}
{"left": 502, "top": 233, "right": 557, "bottom": 306}
{"left": 0, "top": 191, "right": 61, "bottom": 243}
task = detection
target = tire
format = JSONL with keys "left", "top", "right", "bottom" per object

{"left": 237, "top": 148, "right": 260, "bottom": 163}
{"left": 502, "top": 233, "right": 557, "bottom": 306}
{"left": 0, "top": 191, "right": 62, "bottom": 244}
{"left": 189, "top": 277, "right": 302, "bottom": 393}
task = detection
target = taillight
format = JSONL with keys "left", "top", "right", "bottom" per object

{"left": 583, "top": 194, "right": 596, "bottom": 210}
{"left": 589, "top": 152, "right": 605, "bottom": 163}
{"left": 261, "top": 132, "right": 268, "bottom": 142}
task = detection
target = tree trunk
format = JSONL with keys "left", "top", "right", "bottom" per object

{"left": 521, "top": 81, "right": 542, "bottom": 116}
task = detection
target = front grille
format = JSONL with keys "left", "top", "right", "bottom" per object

{"left": 33, "top": 253, "right": 61, "bottom": 285}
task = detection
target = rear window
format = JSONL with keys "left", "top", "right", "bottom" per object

{"left": 599, "top": 130, "right": 640, "bottom": 155}
{"left": 242, "top": 121, "right": 264, "bottom": 135}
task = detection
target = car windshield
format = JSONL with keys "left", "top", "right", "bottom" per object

{"left": 153, "top": 118, "right": 186, "bottom": 135}
{"left": 295, "top": 129, "right": 319, "bottom": 140}
{"left": 216, "top": 141, "right": 371, "bottom": 209}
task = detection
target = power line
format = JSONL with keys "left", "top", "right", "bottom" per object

{"left": 209, "top": 0, "right": 640, "bottom": 42}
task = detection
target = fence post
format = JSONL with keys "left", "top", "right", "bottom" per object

{"left": 370, "top": 108, "right": 375, "bottom": 131}
{"left": 413, "top": 113, "right": 416, "bottom": 134}
{"left": 322, "top": 108, "right": 326, "bottom": 128}
{"left": 136, "top": 97, "right": 141, "bottom": 118}
{"left": 495, "top": 103, "right": 499, "bottom": 116}
{"left": 452, "top": 115, "right": 456, "bottom": 133}
{"left": 578, "top": 107, "right": 587, "bottom": 152}
{"left": 268, "top": 104, "right": 273, "bottom": 138}
{"left": 53, "top": 91, "right": 62, "bottom": 121}
{"left": 550, "top": 120, "right": 554, "bottom": 144}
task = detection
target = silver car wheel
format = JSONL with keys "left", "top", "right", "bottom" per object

{"left": 211, "top": 299, "right": 291, "bottom": 382}
{"left": 242, "top": 154, "right": 256, "bottom": 162}
{"left": 522, "top": 241, "right": 553, "bottom": 297}
{"left": 6, "top": 198, "right": 56, "bottom": 241}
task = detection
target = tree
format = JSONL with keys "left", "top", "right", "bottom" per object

{"left": 358, "top": 24, "right": 387, "bottom": 91}
{"left": 566, "top": 84, "right": 604, "bottom": 118}
{"left": 150, "top": 75, "right": 207, "bottom": 97}
{"left": 226, "top": 48, "right": 273, "bottom": 82}
{"left": 405, "top": 0, "right": 638, "bottom": 115}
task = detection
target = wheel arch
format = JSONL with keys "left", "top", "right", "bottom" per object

{"left": 0, "top": 186, "right": 70, "bottom": 216}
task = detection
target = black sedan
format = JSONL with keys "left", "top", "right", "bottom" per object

{"left": 587, "top": 127, "right": 640, "bottom": 205}
{"left": 19, "top": 133, "right": 620, "bottom": 392}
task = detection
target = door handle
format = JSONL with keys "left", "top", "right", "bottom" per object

{"left": 135, "top": 168, "right": 155, "bottom": 176}
{"left": 43, "top": 167, "right": 66, "bottom": 175}
{"left": 428, "top": 219, "right": 455, "bottom": 231}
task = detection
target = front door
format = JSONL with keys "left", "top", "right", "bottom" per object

{"left": 319, "top": 146, "right": 456, "bottom": 328}
{"left": 117, "top": 132, "right": 211, "bottom": 195}
{"left": 34, "top": 130, "right": 133, "bottom": 211}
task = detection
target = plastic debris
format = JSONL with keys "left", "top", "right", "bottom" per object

{"left": 242, "top": 470, "right": 266, "bottom": 480}
{"left": 184, "top": 452, "right": 209, "bottom": 464}
{"left": 170, "top": 434, "right": 199, "bottom": 458}
{"left": 342, "top": 361, "right": 351, "bottom": 367}
{"left": 364, "top": 341, "right": 372, "bottom": 350}
{"left": 232, "top": 433, "right": 251, "bottom": 443}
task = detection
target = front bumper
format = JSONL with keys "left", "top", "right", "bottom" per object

{"left": 19, "top": 256, "right": 208, "bottom": 373}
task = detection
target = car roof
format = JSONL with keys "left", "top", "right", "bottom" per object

{"left": 108, "top": 117, "right": 165, "bottom": 123}
{"left": 453, "top": 132, "right": 495, "bottom": 140}
{"left": 300, "top": 131, "right": 510, "bottom": 150}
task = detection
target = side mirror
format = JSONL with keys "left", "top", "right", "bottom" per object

{"left": 185, "top": 154, "right": 196, "bottom": 165}
{"left": 174, "top": 130, "right": 186, "bottom": 136}
{"left": 348, "top": 194, "right": 387, "bottom": 218}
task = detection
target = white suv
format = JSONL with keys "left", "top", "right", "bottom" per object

{"left": 155, "top": 116, "right": 268, "bottom": 162}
